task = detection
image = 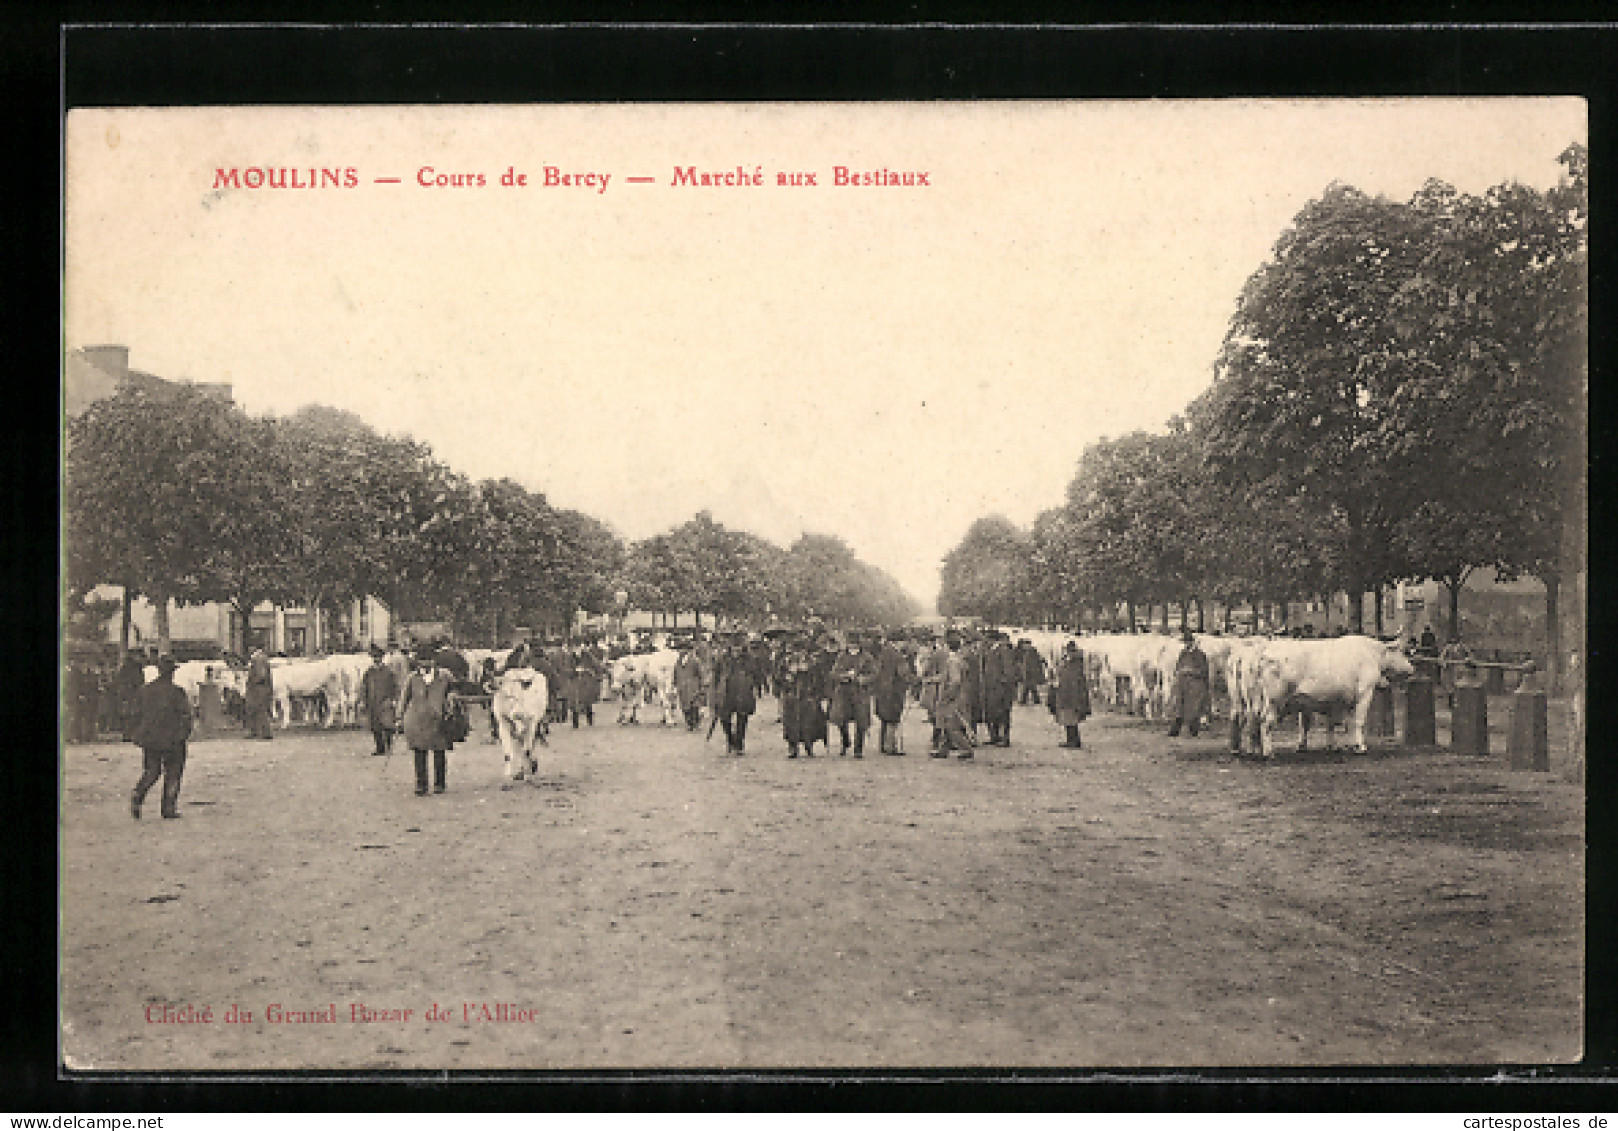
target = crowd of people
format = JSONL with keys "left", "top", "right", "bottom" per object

{"left": 78, "top": 621, "right": 1279, "bottom": 814}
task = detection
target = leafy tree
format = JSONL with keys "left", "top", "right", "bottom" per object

{"left": 65, "top": 387, "right": 265, "bottom": 653}
{"left": 937, "top": 515, "right": 1032, "bottom": 625}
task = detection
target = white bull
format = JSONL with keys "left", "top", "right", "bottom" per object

{"left": 492, "top": 666, "right": 550, "bottom": 786}
{"left": 1248, "top": 635, "right": 1415, "bottom": 756}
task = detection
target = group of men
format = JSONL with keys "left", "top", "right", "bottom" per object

{"left": 666, "top": 625, "right": 1088, "bottom": 761}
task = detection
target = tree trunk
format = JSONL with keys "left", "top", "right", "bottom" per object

{"left": 1543, "top": 571, "right": 1561, "bottom": 696}
{"left": 1125, "top": 598, "right": 1137, "bottom": 633}
{"left": 121, "top": 585, "right": 133, "bottom": 652}
{"left": 1194, "top": 596, "right": 1205, "bottom": 633}
{"left": 1374, "top": 588, "right": 1384, "bottom": 636}
{"left": 152, "top": 587, "right": 171, "bottom": 655}
{"left": 1445, "top": 577, "right": 1463, "bottom": 643}
{"left": 1222, "top": 600, "right": 1232, "bottom": 635}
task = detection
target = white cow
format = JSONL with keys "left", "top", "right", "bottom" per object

{"left": 272, "top": 657, "right": 346, "bottom": 728}
{"left": 492, "top": 666, "right": 550, "bottom": 786}
{"left": 1084, "top": 633, "right": 1169, "bottom": 716}
{"left": 323, "top": 653, "right": 372, "bottom": 727}
{"left": 1221, "top": 636, "right": 1270, "bottom": 753}
{"left": 608, "top": 648, "right": 682, "bottom": 726}
{"left": 1248, "top": 635, "right": 1416, "bottom": 756}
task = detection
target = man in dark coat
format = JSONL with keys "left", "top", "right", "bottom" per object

{"left": 244, "top": 646, "right": 275, "bottom": 739}
{"left": 960, "top": 633, "right": 986, "bottom": 742}
{"left": 934, "top": 632, "right": 975, "bottom": 758}
{"left": 1166, "top": 630, "right": 1212, "bottom": 738}
{"left": 673, "top": 642, "right": 706, "bottom": 731}
{"left": 828, "top": 634, "right": 878, "bottom": 756}
{"left": 398, "top": 650, "right": 453, "bottom": 795}
{"left": 1050, "top": 641, "right": 1092, "bottom": 749}
{"left": 569, "top": 647, "right": 601, "bottom": 727}
{"left": 1017, "top": 639, "right": 1047, "bottom": 705}
{"left": 715, "top": 637, "right": 758, "bottom": 755}
{"left": 779, "top": 635, "right": 825, "bottom": 758}
{"left": 982, "top": 630, "right": 1018, "bottom": 747}
{"left": 130, "top": 655, "right": 193, "bottom": 819}
{"left": 872, "top": 630, "right": 912, "bottom": 755}
{"left": 358, "top": 644, "right": 399, "bottom": 756}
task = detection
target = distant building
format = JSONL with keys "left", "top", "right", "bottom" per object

{"left": 65, "top": 344, "right": 233, "bottom": 417}
{"left": 67, "top": 345, "right": 391, "bottom": 657}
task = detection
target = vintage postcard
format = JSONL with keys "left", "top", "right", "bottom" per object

{"left": 61, "top": 100, "right": 1586, "bottom": 1072}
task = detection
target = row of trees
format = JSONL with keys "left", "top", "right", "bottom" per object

{"left": 940, "top": 145, "right": 1586, "bottom": 688}
{"left": 65, "top": 396, "right": 624, "bottom": 653}
{"left": 66, "top": 392, "right": 916, "bottom": 654}
{"left": 619, "top": 514, "right": 918, "bottom": 628}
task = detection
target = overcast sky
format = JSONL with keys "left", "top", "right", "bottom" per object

{"left": 65, "top": 100, "right": 1584, "bottom": 609}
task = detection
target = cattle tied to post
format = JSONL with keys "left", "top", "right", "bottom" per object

{"left": 1234, "top": 634, "right": 1415, "bottom": 756}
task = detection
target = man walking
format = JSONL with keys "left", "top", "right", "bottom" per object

{"left": 1051, "top": 641, "right": 1092, "bottom": 749}
{"left": 873, "top": 629, "right": 911, "bottom": 755}
{"left": 780, "top": 634, "right": 825, "bottom": 758}
{"left": 244, "top": 646, "right": 275, "bottom": 739}
{"left": 673, "top": 639, "right": 705, "bottom": 731}
{"left": 934, "top": 631, "right": 975, "bottom": 759}
{"left": 982, "top": 630, "right": 1017, "bottom": 747}
{"left": 1166, "top": 629, "right": 1211, "bottom": 738}
{"left": 828, "top": 633, "right": 877, "bottom": 756}
{"left": 1018, "top": 638, "right": 1047, "bottom": 705}
{"left": 130, "top": 655, "right": 192, "bottom": 820}
{"left": 715, "top": 635, "right": 758, "bottom": 755}
{"left": 358, "top": 644, "right": 399, "bottom": 756}
{"left": 398, "top": 649, "right": 453, "bottom": 796}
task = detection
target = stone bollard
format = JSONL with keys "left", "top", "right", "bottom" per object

{"left": 1404, "top": 676, "right": 1436, "bottom": 747}
{"left": 1509, "top": 665, "right": 1551, "bottom": 772}
{"left": 1451, "top": 681, "right": 1490, "bottom": 756}
{"left": 1368, "top": 684, "right": 1395, "bottom": 737}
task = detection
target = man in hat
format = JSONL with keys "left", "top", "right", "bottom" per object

{"left": 960, "top": 630, "right": 986, "bottom": 743}
{"left": 827, "top": 632, "right": 877, "bottom": 756}
{"left": 714, "top": 634, "right": 758, "bottom": 754}
{"left": 1050, "top": 640, "right": 1092, "bottom": 749}
{"left": 673, "top": 637, "right": 706, "bottom": 731}
{"left": 918, "top": 631, "right": 947, "bottom": 752}
{"left": 872, "top": 628, "right": 912, "bottom": 755}
{"left": 1166, "top": 629, "right": 1211, "bottom": 738}
{"left": 569, "top": 644, "right": 602, "bottom": 728}
{"left": 130, "top": 654, "right": 193, "bottom": 819}
{"left": 1017, "top": 638, "right": 1047, "bottom": 705}
{"left": 398, "top": 648, "right": 453, "bottom": 795}
{"left": 933, "top": 631, "right": 975, "bottom": 758}
{"left": 779, "top": 633, "right": 825, "bottom": 758}
{"left": 358, "top": 644, "right": 400, "bottom": 756}
{"left": 244, "top": 645, "right": 275, "bottom": 739}
{"left": 982, "top": 629, "right": 1018, "bottom": 747}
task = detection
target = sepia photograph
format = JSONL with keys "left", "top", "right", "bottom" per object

{"left": 60, "top": 94, "right": 1586, "bottom": 1072}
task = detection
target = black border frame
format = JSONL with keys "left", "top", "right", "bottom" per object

{"left": 15, "top": 11, "right": 1615, "bottom": 1111}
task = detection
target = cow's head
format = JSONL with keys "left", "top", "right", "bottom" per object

{"left": 1379, "top": 646, "right": 1416, "bottom": 681}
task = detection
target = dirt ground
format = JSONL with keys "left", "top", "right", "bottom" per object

{"left": 61, "top": 694, "right": 1583, "bottom": 1070}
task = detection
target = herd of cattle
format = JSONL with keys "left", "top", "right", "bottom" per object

{"left": 1017, "top": 629, "right": 1416, "bottom": 757}
{"left": 145, "top": 629, "right": 1418, "bottom": 767}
